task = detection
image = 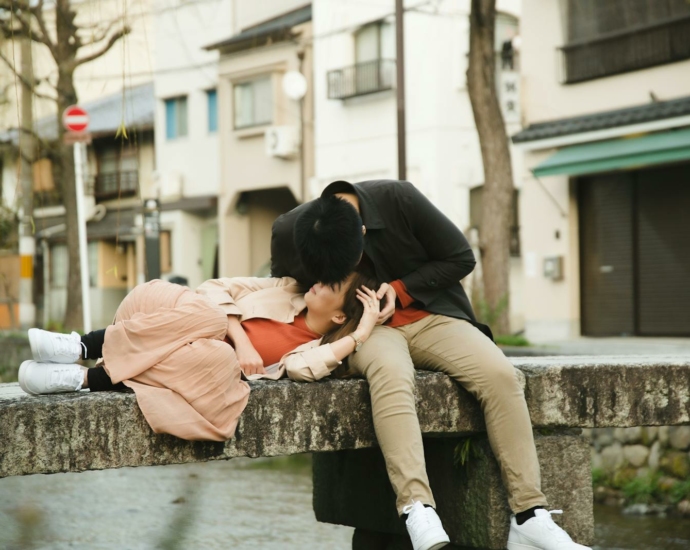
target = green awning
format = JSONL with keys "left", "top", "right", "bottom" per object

{"left": 532, "top": 127, "right": 690, "bottom": 177}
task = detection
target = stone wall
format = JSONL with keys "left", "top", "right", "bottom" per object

{"left": 586, "top": 426, "right": 690, "bottom": 516}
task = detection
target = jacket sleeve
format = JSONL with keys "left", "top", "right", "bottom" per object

{"left": 195, "top": 276, "right": 295, "bottom": 315}
{"left": 280, "top": 339, "right": 342, "bottom": 382}
{"left": 397, "top": 181, "right": 476, "bottom": 305}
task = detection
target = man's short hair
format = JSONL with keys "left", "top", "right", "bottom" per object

{"left": 294, "top": 195, "right": 363, "bottom": 285}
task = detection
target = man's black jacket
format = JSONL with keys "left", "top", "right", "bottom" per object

{"left": 271, "top": 179, "right": 493, "bottom": 340}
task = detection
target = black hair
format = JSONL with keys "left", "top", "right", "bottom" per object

{"left": 294, "top": 195, "right": 363, "bottom": 285}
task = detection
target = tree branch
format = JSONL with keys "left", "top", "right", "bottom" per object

{"left": 74, "top": 25, "right": 131, "bottom": 67}
{"left": 79, "top": 17, "right": 125, "bottom": 47}
{"left": 30, "top": 0, "right": 58, "bottom": 59}
{"left": 0, "top": 48, "right": 58, "bottom": 102}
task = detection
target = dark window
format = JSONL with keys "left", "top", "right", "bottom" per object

{"left": 561, "top": 0, "right": 690, "bottom": 83}
{"left": 95, "top": 146, "right": 139, "bottom": 201}
{"left": 207, "top": 89, "right": 218, "bottom": 133}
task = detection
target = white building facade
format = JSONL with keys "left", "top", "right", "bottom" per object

{"left": 152, "top": 0, "right": 236, "bottom": 288}
{"left": 312, "top": 0, "right": 524, "bottom": 331}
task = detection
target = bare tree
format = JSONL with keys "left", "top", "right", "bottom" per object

{"left": 467, "top": 0, "right": 514, "bottom": 335}
{"left": 0, "top": 0, "right": 130, "bottom": 330}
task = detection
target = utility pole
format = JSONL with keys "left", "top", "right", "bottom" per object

{"left": 18, "top": 37, "right": 35, "bottom": 328}
{"left": 395, "top": 0, "right": 407, "bottom": 181}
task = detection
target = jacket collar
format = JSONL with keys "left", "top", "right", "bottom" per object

{"left": 321, "top": 180, "right": 386, "bottom": 230}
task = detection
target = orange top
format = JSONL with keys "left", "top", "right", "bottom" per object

{"left": 241, "top": 312, "right": 321, "bottom": 366}
{"left": 388, "top": 279, "right": 431, "bottom": 328}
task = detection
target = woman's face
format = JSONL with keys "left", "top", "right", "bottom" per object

{"left": 303, "top": 274, "right": 355, "bottom": 320}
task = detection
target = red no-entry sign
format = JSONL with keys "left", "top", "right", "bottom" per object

{"left": 63, "top": 105, "right": 89, "bottom": 133}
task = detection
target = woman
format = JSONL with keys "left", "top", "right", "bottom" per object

{"left": 18, "top": 271, "right": 381, "bottom": 441}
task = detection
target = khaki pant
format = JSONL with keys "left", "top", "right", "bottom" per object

{"left": 348, "top": 314, "right": 548, "bottom": 514}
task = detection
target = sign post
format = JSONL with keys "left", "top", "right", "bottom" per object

{"left": 63, "top": 105, "right": 91, "bottom": 333}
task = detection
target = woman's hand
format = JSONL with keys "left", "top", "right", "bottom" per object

{"left": 234, "top": 339, "right": 266, "bottom": 376}
{"left": 355, "top": 286, "right": 381, "bottom": 342}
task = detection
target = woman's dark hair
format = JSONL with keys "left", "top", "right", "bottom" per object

{"left": 294, "top": 195, "right": 363, "bottom": 286}
{"left": 321, "top": 268, "right": 384, "bottom": 377}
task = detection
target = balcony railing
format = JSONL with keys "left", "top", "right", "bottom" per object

{"left": 95, "top": 171, "right": 138, "bottom": 201}
{"left": 327, "top": 59, "right": 396, "bottom": 100}
{"left": 559, "top": 15, "right": 690, "bottom": 84}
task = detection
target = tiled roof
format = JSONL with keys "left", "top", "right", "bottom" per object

{"left": 0, "top": 82, "right": 154, "bottom": 145}
{"left": 205, "top": 4, "right": 311, "bottom": 51}
{"left": 512, "top": 95, "right": 690, "bottom": 143}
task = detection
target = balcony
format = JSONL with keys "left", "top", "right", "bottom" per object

{"left": 327, "top": 59, "right": 395, "bottom": 100}
{"left": 559, "top": 15, "right": 690, "bottom": 84}
{"left": 95, "top": 171, "right": 139, "bottom": 201}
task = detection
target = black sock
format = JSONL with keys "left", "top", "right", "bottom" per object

{"left": 515, "top": 506, "right": 544, "bottom": 525}
{"left": 81, "top": 329, "right": 107, "bottom": 360}
{"left": 87, "top": 366, "right": 127, "bottom": 392}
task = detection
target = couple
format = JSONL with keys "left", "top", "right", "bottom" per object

{"left": 19, "top": 179, "right": 588, "bottom": 550}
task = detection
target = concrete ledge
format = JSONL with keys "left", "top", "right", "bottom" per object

{"left": 1, "top": 356, "right": 689, "bottom": 478}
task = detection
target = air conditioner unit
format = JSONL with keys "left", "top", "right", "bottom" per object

{"left": 265, "top": 126, "right": 300, "bottom": 159}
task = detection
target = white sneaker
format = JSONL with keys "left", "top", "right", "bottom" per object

{"left": 507, "top": 509, "right": 591, "bottom": 550}
{"left": 403, "top": 501, "right": 450, "bottom": 550}
{"left": 18, "top": 361, "right": 84, "bottom": 395}
{"left": 28, "top": 328, "right": 82, "bottom": 363}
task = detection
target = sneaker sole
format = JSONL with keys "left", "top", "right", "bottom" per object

{"left": 18, "top": 361, "right": 38, "bottom": 395}
{"left": 507, "top": 542, "right": 541, "bottom": 550}
{"left": 417, "top": 535, "right": 450, "bottom": 550}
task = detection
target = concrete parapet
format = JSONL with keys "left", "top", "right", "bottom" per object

{"left": 1, "top": 356, "right": 688, "bottom": 479}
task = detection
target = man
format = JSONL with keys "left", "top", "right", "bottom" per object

{"left": 271, "top": 180, "right": 589, "bottom": 550}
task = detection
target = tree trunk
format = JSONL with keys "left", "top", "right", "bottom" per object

{"left": 467, "top": 0, "right": 514, "bottom": 335}
{"left": 55, "top": 0, "right": 83, "bottom": 331}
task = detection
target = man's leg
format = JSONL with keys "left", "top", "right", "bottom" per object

{"left": 408, "top": 315, "right": 547, "bottom": 513}
{"left": 347, "top": 325, "right": 435, "bottom": 514}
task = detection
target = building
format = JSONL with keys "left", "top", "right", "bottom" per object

{"left": 152, "top": 0, "right": 238, "bottom": 289}
{"left": 312, "top": 0, "right": 523, "bottom": 330}
{"left": 514, "top": 0, "right": 690, "bottom": 341}
{"left": 206, "top": 1, "right": 314, "bottom": 278}
{"left": 0, "top": 83, "right": 156, "bottom": 328}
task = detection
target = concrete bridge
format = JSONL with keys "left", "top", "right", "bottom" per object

{"left": 1, "top": 356, "right": 689, "bottom": 549}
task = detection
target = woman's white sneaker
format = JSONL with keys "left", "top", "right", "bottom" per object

{"left": 18, "top": 361, "right": 84, "bottom": 395}
{"left": 28, "top": 328, "right": 82, "bottom": 363}
{"left": 507, "top": 509, "right": 591, "bottom": 550}
{"left": 403, "top": 501, "right": 450, "bottom": 550}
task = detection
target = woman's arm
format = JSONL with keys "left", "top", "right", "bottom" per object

{"left": 196, "top": 276, "right": 297, "bottom": 315}
{"left": 283, "top": 286, "right": 380, "bottom": 382}
{"left": 227, "top": 315, "right": 265, "bottom": 376}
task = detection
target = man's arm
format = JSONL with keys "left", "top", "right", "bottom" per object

{"left": 397, "top": 181, "right": 476, "bottom": 306}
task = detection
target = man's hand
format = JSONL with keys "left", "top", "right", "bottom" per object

{"left": 234, "top": 340, "right": 266, "bottom": 376}
{"left": 376, "top": 282, "right": 397, "bottom": 324}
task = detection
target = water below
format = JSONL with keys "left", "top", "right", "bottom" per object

{"left": 0, "top": 458, "right": 687, "bottom": 549}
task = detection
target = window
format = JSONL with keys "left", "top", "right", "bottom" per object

{"left": 234, "top": 77, "right": 272, "bottom": 129}
{"left": 355, "top": 20, "right": 394, "bottom": 63}
{"left": 207, "top": 89, "right": 218, "bottom": 133}
{"left": 95, "top": 146, "right": 138, "bottom": 200}
{"left": 165, "top": 96, "right": 188, "bottom": 140}
{"left": 562, "top": 0, "right": 690, "bottom": 83}
{"left": 51, "top": 245, "right": 68, "bottom": 288}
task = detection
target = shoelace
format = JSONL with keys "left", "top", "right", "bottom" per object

{"left": 49, "top": 367, "right": 81, "bottom": 390}
{"left": 403, "top": 503, "right": 432, "bottom": 533}
{"left": 52, "top": 333, "right": 78, "bottom": 358}
{"left": 541, "top": 510, "right": 573, "bottom": 542}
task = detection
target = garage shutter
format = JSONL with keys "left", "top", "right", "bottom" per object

{"left": 636, "top": 165, "right": 690, "bottom": 335}
{"left": 579, "top": 174, "right": 635, "bottom": 336}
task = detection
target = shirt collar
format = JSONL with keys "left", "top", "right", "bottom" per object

{"left": 321, "top": 180, "right": 386, "bottom": 230}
